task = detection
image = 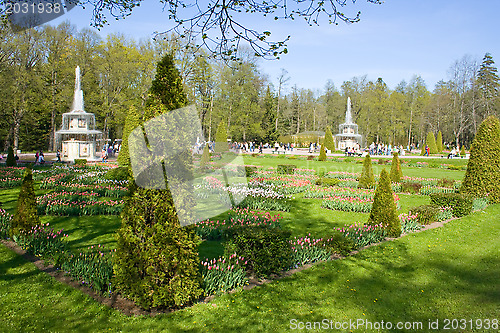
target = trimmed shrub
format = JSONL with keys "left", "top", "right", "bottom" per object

{"left": 324, "top": 126, "right": 335, "bottom": 152}
{"left": 215, "top": 120, "right": 229, "bottom": 153}
{"left": 277, "top": 164, "right": 296, "bottom": 174}
{"left": 224, "top": 225, "right": 292, "bottom": 278}
{"left": 104, "top": 166, "right": 129, "bottom": 181}
{"left": 74, "top": 159, "right": 87, "bottom": 166}
{"left": 118, "top": 105, "right": 142, "bottom": 166}
{"left": 200, "top": 143, "right": 210, "bottom": 168}
{"left": 460, "top": 145, "right": 466, "bottom": 156}
{"left": 460, "top": 116, "right": 500, "bottom": 203}
{"left": 436, "top": 131, "right": 443, "bottom": 152}
{"left": 426, "top": 132, "right": 438, "bottom": 154}
{"left": 367, "top": 169, "right": 401, "bottom": 237}
{"left": 430, "top": 193, "right": 473, "bottom": 217}
{"left": 6, "top": 146, "right": 16, "bottom": 166}
{"left": 389, "top": 152, "right": 403, "bottom": 183}
{"left": 358, "top": 154, "right": 375, "bottom": 189}
{"left": 113, "top": 53, "right": 203, "bottom": 310}
{"left": 315, "top": 178, "right": 340, "bottom": 187}
{"left": 408, "top": 205, "right": 440, "bottom": 225}
{"left": 318, "top": 145, "right": 326, "bottom": 161}
{"left": 10, "top": 168, "right": 39, "bottom": 237}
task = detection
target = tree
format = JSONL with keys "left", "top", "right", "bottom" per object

{"left": 113, "top": 53, "right": 202, "bottom": 310}
{"left": 318, "top": 144, "right": 326, "bottom": 161}
{"left": 389, "top": 152, "right": 403, "bottom": 183}
{"left": 324, "top": 126, "right": 335, "bottom": 152}
{"left": 436, "top": 130, "right": 443, "bottom": 152}
{"left": 477, "top": 53, "right": 499, "bottom": 118}
{"left": 215, "top": 120, "right": 228, "bottom": 153}
{"left": 367, "top": 169, "right": 400, "bottom": 237}
{"left": 358, "top": 154, "right": 375, "bottom": 188}
{"left": 117, "top": 105, "right": 142, "bottom": 166}
{"left": 60, "top": 0, "right": 381, "bottom": 61}
{"left": 460, "top": 115, "right": 500, "bottom": 203}
{"left": 10, "top": 168, "right": 39, "bottom": 237}
{"left": 6, "top": 146, "right": 16, "bottom": 166}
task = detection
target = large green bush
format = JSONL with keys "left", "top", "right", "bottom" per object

{"left": 408, "top": 205, "right": 440, "bottom": 225}
{"left": 200, "top": 143, "right": 210, "bottom": 168}
{"left": 215, "top": 120, "right": 229, "bottom": 153}
{"left": 367, "top": 169, "right": 401, "bottom": 237}
{"left": 10, "top": 168, "right": 39, "bottom": 237}
{"left": 324, "top": 126, "right": 335, "bottom": 152}
{"left": 224, "top": 225, "right": 292, "bottom": 278}
{"left": 389, "top": 152, "right": 403, "bottom": 183}
{"left": 436, "top": 131, "right": 443, "bottom": 152}
{"left": 113, "top": 54, "right": 202, "bottom": 310}
{"left": 277, "top": 164, "right": 296, "bottom": 174}
{"left": 358, "top": 154, "right": 375, "bottom": 188}
{"left": 430, "top": 193, "right": 473, "bottom": 217}
{"left": 422, "top": 132, "right": 438, "bottom": 155}
{"left": 118, "top": 105, "right": 142, "bottom": 166}
{"left": 104, "top": 166, "right": 129, "bottom": 181}
{"left": 6, "top": 146, "right": 16, "bottom": 166}
{"left": 460, "top": 115, "right": 500, "bottom": 203}
{"left": 318, "top": 145, "right": 326, "bottom": 161}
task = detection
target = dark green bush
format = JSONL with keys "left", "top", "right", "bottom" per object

{"left": 224, "top": 226, "right": 292, "bottom": 278}
{"left": 409, "top": 205, "right": 440, "bottom": 225}
{"left": 238, "top": 165, "right": 257, "bottom": 177}
{"left": 401, "top": 182, "right": 422, "bottom": 194}
{"left": 318, "top": 145, "right": 326, "bottom": 161}
{"left": 6, "top": 146, "right": 16, "bottom": 166}
{"left": 430, "top": 193, "right": 473, "bottom": 217}
{"left": 10, "top": 168, "right": 39, "bottom": 237}
{"left": 389, "top": 153, "right": 403, "bottom": 182}
{"left": 315, "top": 178, "right": 340, "bottom": 187}
{"left": 104, "top": 166, "right": 129, "bottom": 181}
{"left": 74, "top": 159, "right": 87, "bottom": 166}
{"left": 277, "top": 164, "right": 296, "bottom": 174}
{"left": 460, "top": 115, "right": 500, "bottom": 203}
{"left": 367, "top": 169, "right": 401, "bottom": 237}
{"left": 358, "top": 154, "right": 375, "bottom": 188}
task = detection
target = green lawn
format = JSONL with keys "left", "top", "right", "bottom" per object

{"left": 1, "top": 204, "right": 498, "bottom": 332}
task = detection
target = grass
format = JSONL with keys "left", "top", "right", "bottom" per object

{"left": 1, "top": 204, "right": 498, "bottom": 332}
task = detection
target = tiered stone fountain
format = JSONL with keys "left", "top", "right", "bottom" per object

{"left": 336, "top": 97, "right": 363, "bottom": 150}
{"left": 55, "top": 67, "right": 102, "bottom": 161}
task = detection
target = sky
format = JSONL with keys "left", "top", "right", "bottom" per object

{"left": 49, "top": 0, "right": 500, "bottom": 93}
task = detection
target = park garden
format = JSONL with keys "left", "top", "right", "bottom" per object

{"left": 1, "top": 54, "right": 499, "bottom": 332}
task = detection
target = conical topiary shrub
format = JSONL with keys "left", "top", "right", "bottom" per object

{"left": 215, "top": 120, "right": 228, "bottom": 153}
{"left": 200, "top": 143, "right": 210, "bottom": 168}
{"left": 118, "top": 105, "right": 142, "bottom": 166}
{"left": 367, "top": 169, "right": 401, "bottom": 237}
{"left": 460, "top": 145, "right": 466, "bottom": 156}
{"left": 6, "top": 146, "right": 16, "bottom": 167}
{"left": 358, "top": 154, "right": 375, "bottom": 188}
{"left": 10, "top": 168, "right": 39, "bottom": 237}
{"left": 389, "top": 152, "right": 403, "bottom": 183}
{"left": 460, "top": 115, "right": 500, "bottom": 203}
{"left": 324, "top": 126, "right": 335, "bottom": 152}
{"left": 318, "top": 144, "right": 326, "bottom": 161}
{"left": 113, "top": 53, "right": 203, "bottom": 310}
{"left": 436, "top": 131, "right": 443, "bottom": 152}
{"left": 426, "top": 132, "right": 438, "bottom": 154}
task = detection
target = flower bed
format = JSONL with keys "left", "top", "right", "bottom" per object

{"left": 335, "top": 223, "right": 386, "bottom": 248}
{"left": 200, "top": 253, "right": 248, "bottom": 295}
